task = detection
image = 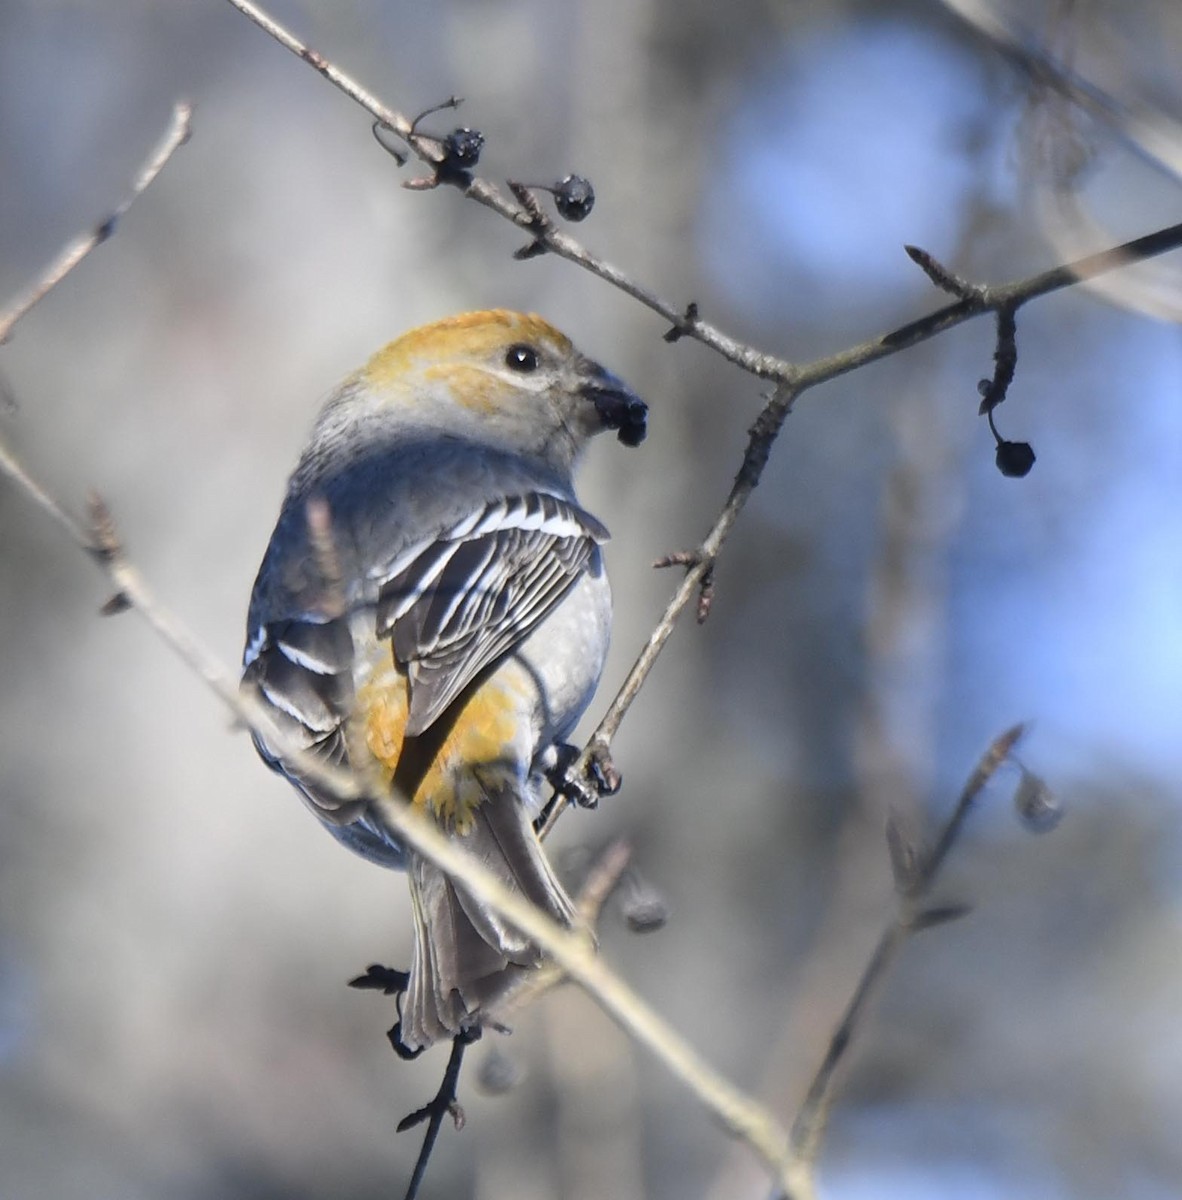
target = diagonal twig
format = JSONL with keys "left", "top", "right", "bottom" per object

{"left": 223, "top": 0, "right": 793, "bottom": 380}
{"left": 0, "top": 102, "right": 192, "bottom": 345}
{"left": 397, "top": 1028, "right": 479, "bottom": 1200}
{"left": 540, "top": 379, "right": 800, "bottom": 837}
{"left": 789, "top": 724, "right": 1027, "bottom": 1166}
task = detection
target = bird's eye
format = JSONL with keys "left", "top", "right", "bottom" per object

{"left": 505, "top": 343, "right": 539, "bottom": 373}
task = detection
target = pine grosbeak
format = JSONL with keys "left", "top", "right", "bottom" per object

{"left": 242, "top": 310, "right": 647, "bottom": 1050}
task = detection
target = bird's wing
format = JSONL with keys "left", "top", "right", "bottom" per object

{"left": 241, "top": 488, "right": 608, "bottom": 818}
{"left": 371, "top": 491, "right": 608, "bottom": 735}
{"left": 241, "top": 610, "right": 357, "bottom": 817}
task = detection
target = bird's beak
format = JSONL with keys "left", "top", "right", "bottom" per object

{"left": 581, "top": 366, "right": 648, "bottom": 447}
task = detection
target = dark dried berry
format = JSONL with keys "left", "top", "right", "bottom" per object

{"left": 443, "top": 127, "right": 484, "bottom": 169}
{"left": 996, "top": 440, "right": 1036, "bottom": 477}
{"left": 476, "top": 1047, "right": 523, "bottom": 1095}
{"left": 621, "top": 886, "right": 669, "bottom": 933}
{"left": 1014, "top": 768, "right": 1062, "bottom": 833}
{"left": 553, "top": 174, "right": 595, "bottom": 221}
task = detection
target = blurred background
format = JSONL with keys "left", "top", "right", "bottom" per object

{"left": 2, "top": 0, "right": 1181, "bottom": 1197}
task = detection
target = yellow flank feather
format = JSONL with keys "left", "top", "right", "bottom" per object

{"left": 416, "top": 679, "right": 522, "bottom": 831}
{"left": 352, "top": 661, "right": 527, "bottom": 835}
{"left": 351, "top": 668, "right": 408, "bottom": 792}
{"left": 362, "top": 309, "right": 573, "bottom": 392}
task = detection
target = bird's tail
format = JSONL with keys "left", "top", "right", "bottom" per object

{"left": 401, "top": 781, "right": 575, "bottom": 1051}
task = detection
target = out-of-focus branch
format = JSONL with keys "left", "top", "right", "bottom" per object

{"left": 0, "top": 436, "right": 807, "bottom": 1200}
{"left": 941, "top": 0, "right": 1182, "bottom": 323}
{"left": 788, "top": 724, "right": 1027, "bottom": 1168}
{"left": 940, "top": 0, "right": 1182, "bottom": 183}
{"left": 0, "top": 102, "right": 192, "bottom": 344}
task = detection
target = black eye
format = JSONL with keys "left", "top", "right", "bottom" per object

{"left": 505, "top": 343, "right": 539, "bottom": 373}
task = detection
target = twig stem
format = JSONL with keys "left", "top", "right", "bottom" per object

{"left": 789, "top": 724, "right": 1026, "bottom": 1164}
{"left": 0, "top": 102, "right": 192, "bottom": 344}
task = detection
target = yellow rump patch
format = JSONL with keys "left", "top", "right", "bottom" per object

{"left": 353, "top": 666, "right": 525, "bottom": 834}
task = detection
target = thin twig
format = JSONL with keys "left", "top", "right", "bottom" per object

{"left": 788, "top": 724, "right": 1027, "bottom": 1166}
{"left": 223, "top": 0, "right": 412, "bottom": 140}
{"left": 225, "top": 0, "right": 1182, "bottom": 389}
{"left": 798, "top": 220, "right": 1182, "bottom": 393}
{"left": 0, "top": 438, "right": 805, "bottom": 1198}
{"left": 223, "top": 0, "right": 794, "bottom": 380}
{"left": 398, "top": 1028, "right": 478, "bottom": 1200}
{"left": 575, "top": 839, "right": 633, "bottom": 924}
{"left": 0, "top": 102, "right": 192, "bottom": 344}
{"left": 539, "top": 380, "right": 800, "bottom": 838}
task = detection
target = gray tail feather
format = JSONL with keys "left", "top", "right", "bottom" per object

{"left": 402, "top": 785, "right": 575, "bottom": 1051}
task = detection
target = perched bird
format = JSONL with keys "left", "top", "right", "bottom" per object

{"left": 242, "top": 310, "right": 647, "bottom": 1050}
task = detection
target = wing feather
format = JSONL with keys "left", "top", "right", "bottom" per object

{"left": 375, "top": 492, "right": 608, "bottom": 735}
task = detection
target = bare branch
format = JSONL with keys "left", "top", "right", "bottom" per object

{"left": 796, "top": 220, "right": 1182, "bottom": 393}
{"left": 224, "top": 0, "right": 794, "bottom": 380}
{"left": 0, "top": 102, "right": 192, "bottom": 344}
{"left": 397, "top": 1028, "right": 478, "bottom": 1200}
{"left": 575, "top": 838, "right": 634, "bottom": 925}
{"left": 226, "top": 0, "right": 1182, "bottom": 390}
{"left": 940, "top": 0, "right": 1182, "bottom": 184}
{"left": 225, "top": 0, "right": 413, "bottom": 141}
{"left": 789, "top": 724, "right": 1027, "bottom": 1166}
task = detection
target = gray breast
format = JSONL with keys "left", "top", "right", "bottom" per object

{"left": 512, "top": 547, "right": 612, "bottom": 751}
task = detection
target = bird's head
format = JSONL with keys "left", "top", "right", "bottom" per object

{"left": 355, "top": 310, "right": 648, "bottom": 468}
